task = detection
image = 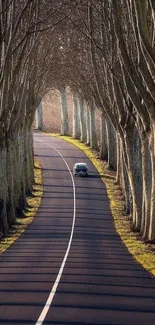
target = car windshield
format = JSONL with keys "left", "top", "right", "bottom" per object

{"left": 76, "top": 165, "right": 87, "bottom": 170}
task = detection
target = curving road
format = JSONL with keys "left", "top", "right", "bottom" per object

{"left": 0, "top": 131, "right": 155, "bottom": 324}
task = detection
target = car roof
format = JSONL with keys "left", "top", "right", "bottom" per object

{"left": 74, "top": 163, "right": 88, "bottom": 167}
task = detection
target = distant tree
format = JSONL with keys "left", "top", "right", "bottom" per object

{"left": 36, "top": 102, "right": 43, "bottom": 130}
{"left": 59, "top": 86, "right": 69, "bottom": 135}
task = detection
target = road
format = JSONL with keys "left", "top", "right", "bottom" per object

{"left": 0, "top": 131, "right": 155, "bottom": 325}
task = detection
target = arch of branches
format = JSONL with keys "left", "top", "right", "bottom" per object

{"left": 0, "top": 0, "right": 155, "bottom": 241}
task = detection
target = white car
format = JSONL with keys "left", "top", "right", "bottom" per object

{"left": 73, "top": 163, "right": 88, "bottom": 177}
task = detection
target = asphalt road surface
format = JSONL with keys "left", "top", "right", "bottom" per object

{"left": 0, "top": 131, "right": 155, "bottom": 325}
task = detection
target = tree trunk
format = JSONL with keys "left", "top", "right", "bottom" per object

{"left": 124, "top": 128, "right": 142, "bottom": 231}
{"left": 72, "top": 92, "right": 80, "bottom": 139}
{"left": 148, "top": 122, "right": 155, "bottom": 241}
{"left": 24, "top": 121, "right": 34, "bottom": 196}
{"left": 140, "top": 135, "right": 152, "bottom": 239}
{"left": 6, "top": 137, "right": 17, "bottom": 226}
{"left": 36, "top": 102, "right": 43, "bottom": 130}
{"left": 78, "top": 96, "right": 87, "bottom": 142}
{"left": 0, "top": 144, "right": 9, "bottom": 235}
{"left": 86, "top": 104, "right": 90, "bottom": 145}
{"left": 60, "top": 86, "right": 69, "bottom": 136}
{"left": 100, "top": 112, "right": 108, "bottom": 160}
{"left": 121, "top": 151, "right": 131, "bottom": 215}
{"left": 106, "top": 118, "right": 117, "bottom": 170}
{"left": 89, "top": 101, "right": 98, "bottom": 150}
{"left": 16, "top": 128, "right": 28, "bottom": 212}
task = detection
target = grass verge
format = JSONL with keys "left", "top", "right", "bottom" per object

{"left": 0, "top": 159, "right": 43, "bottom": 254}
{"left": 50, "top": 133, "right": 155, "bottom": 276}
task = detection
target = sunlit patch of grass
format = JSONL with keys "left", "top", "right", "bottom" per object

{"left": 0, "top": 159, "right": 43, "bottom": 254}
{"left": 48, "top": 133, "right": 155, "bottom": 276}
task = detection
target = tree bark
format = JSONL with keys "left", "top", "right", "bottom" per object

{"left": 106, "top": 118, "right": 117, "bottom": 170}
{"left": 60, "top": 86, "right": 69, "bottom": 135}
{"left": 140, "top": 135, "right": 152, "bottom": 239}
{"left": 78, "top": 96, "right": 87, "bottom": 142}
{"left": 89, "top": 101, "right": 98, "bottom": 150}
{"left": 72, "top": 92, "right": 80, "bottom": 139}
{"left": 36, "top": 102, "right": 43, "bottom": 130}
{"left": 100, "top": 112, "right": 108, "bottom": 160}
{"left": 148, "top": 122, "right": 155, "bottom": 240}
{"left": 86, "top": 104, "right": 90, "bottom": 145}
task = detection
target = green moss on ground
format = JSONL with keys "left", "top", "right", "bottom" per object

{"left": 0, "top": 159, "right": 43, "bottom": 254}
{"left": 49, "top": 133, "right": 155, "bottom": 276}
